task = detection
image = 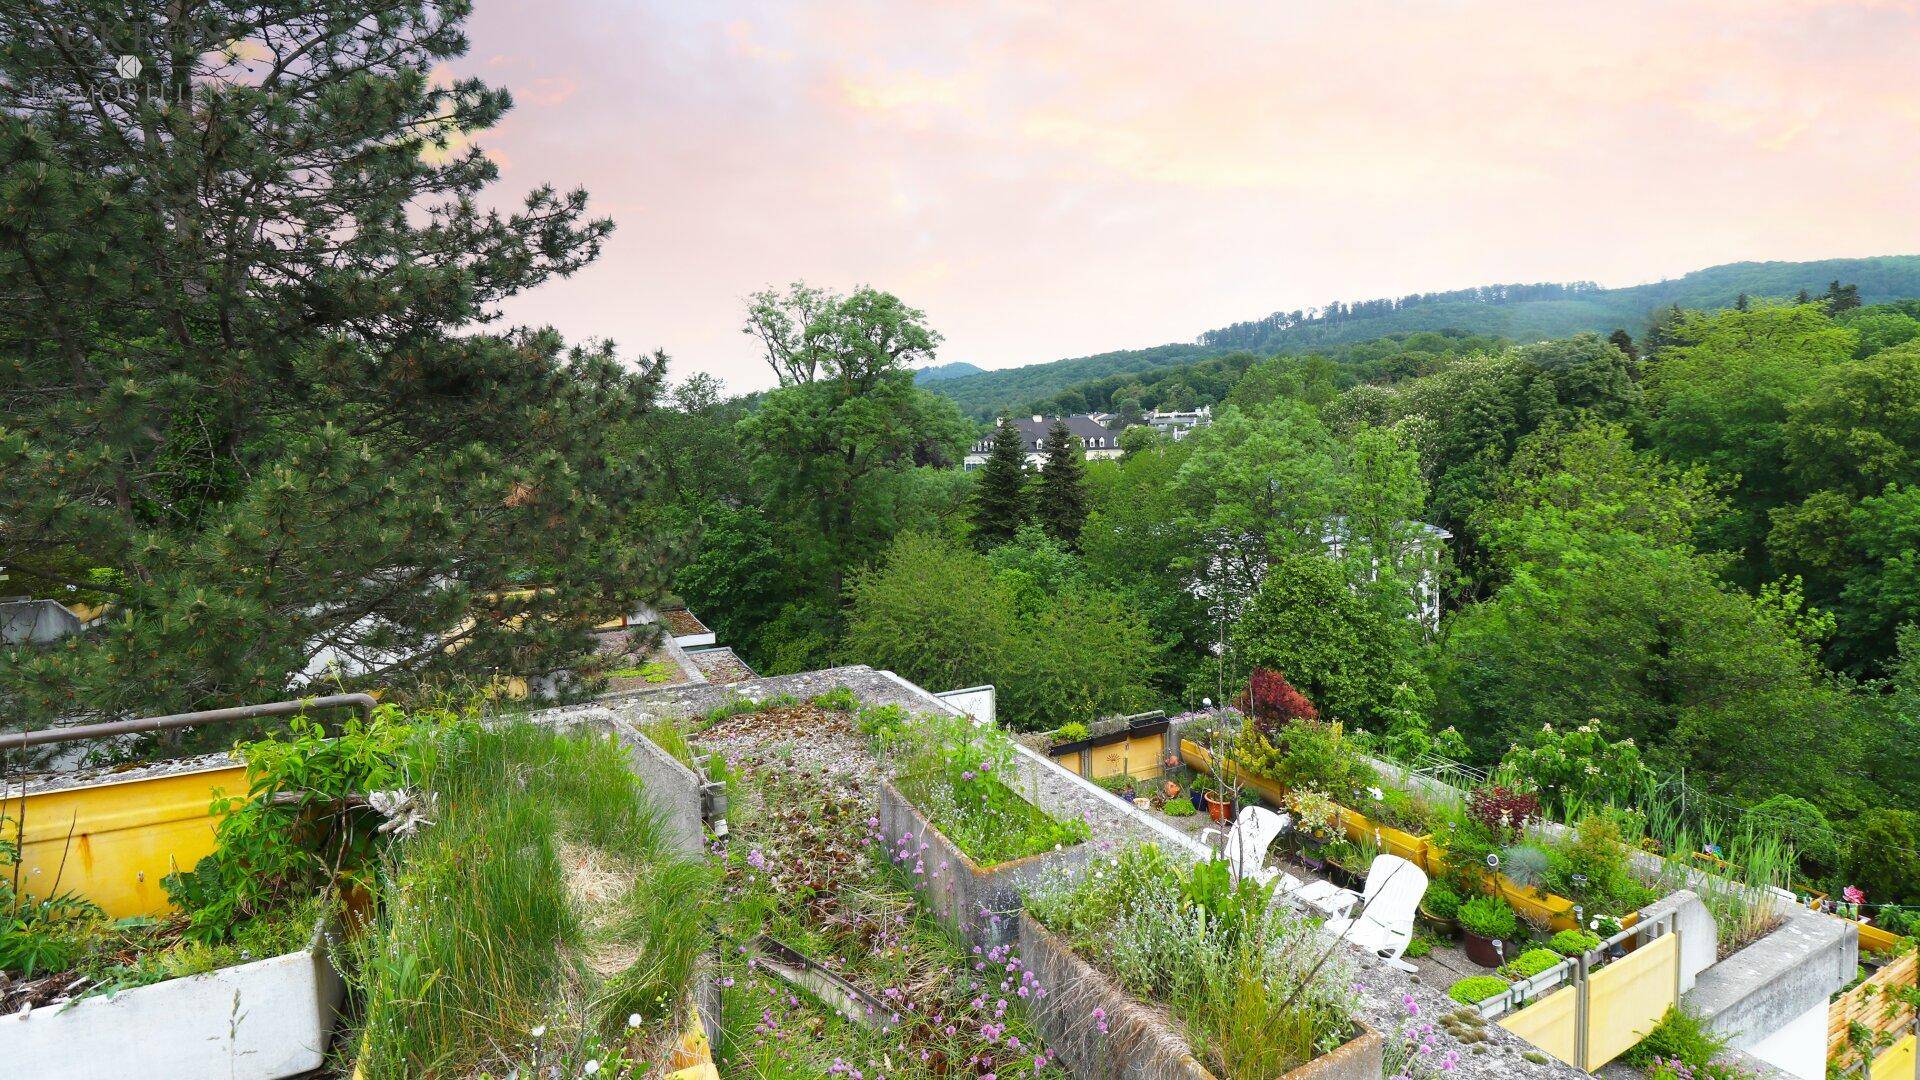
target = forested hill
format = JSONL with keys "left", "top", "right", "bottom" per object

{"left": 924, "top": 255, "right": 1920, "bottom": 417}
{"left": 912, "top": 361, "right": 986, "bottom": 381}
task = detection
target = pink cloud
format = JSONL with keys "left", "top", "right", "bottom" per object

{"left": 451, "top": 0, "right": 1920, "bottom": 395}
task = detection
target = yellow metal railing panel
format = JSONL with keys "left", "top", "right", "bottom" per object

{"left": 3, "top": 764, "right": 245, "bottom": 917}
{"left": 1587, "top": 932, "right": 1679, "bottom": 1068}
{"left": 1500, "top": 983, "right": 1581, "bottom": 1068}
{"left": 1871, "top": 1033, "right": 1915, "bottom": 1080}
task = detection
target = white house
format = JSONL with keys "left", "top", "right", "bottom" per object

{"left": 963, "top": 415, "right": 1125, "bottom": 469}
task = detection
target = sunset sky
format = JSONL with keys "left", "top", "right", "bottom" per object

{"left": 454, "top": 0, "right": 1920, "bottom": 394}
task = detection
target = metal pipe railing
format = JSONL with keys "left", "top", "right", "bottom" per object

{"left": 0, "top": 693, "right": 379, "bottom": 752}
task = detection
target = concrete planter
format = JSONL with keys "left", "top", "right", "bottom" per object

{"left": 1, "top": 916, "right": 343, "bottom": 1080}
{"left": 1018, "top": 912, "right": 1385, "bottom": 1080}
{"left": 876, "top": 778, "right": 1091, "bottom": 949}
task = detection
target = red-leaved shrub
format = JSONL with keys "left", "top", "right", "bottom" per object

{"left": 1468, "top": 785, "right": 1540, "bottom": 835}
{"left": 1245, "top": 667, "right": 1318, "bottom": 737}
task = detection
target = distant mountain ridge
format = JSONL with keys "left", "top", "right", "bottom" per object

{"left": 924, "top": 255, "right": 1920, "bottom": 417}
{"left": 913, "top": 361, "right": 986, "bottom": 382}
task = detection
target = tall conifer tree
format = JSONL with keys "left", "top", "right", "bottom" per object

{"left": 971, "top": 416, "right": 1030, "bottom": 548}
{"left": 1037, "top": 420, "right": 1089, "bottom": 546}
{"left": 0, "top": 2, "right": 675, "bottom": 737}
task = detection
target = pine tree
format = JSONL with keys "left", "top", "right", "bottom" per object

{"left": 1823, "top": 280, "right": 1861, "bottom": 314}
{"left": 1607, "top": 328, "right": 1639, "bottom": 363}
{"left": 0, "top": 2, "right": 675, "bottom": 738}
{"left": 1036, "top": 420, "right": 1089, "bottom": 546}
{"left": 972, "top": 417, "right": 1031, "bottom": 548}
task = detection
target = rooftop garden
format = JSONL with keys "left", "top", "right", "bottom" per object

{"left": 861, "top": 705, "right": 1089, "bottom": 867}
{"left": 664, "top": 689, "right": 1074, "bottom": 1077}
{"left": 1175, "top": 675, "right": 1842, "bottom": 971}
{"left": 1024, "top": 842, "right": 1363, "bottom": 1078}
{"left": 346, "top": 719, "right": 714, "bottom": 1077}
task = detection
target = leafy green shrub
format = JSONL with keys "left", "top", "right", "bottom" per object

{"left": 1404, "top": 932, "right": 1435, "bottom": 958}
{"left": 1421, "top": 880, "right": 1461, "bottom": 921}
{"left": 1164, "top": 797, "right": 1198, "bottom": 817}
{"left": 1447, "top": 976, "right": 1510, "bottom": 1005}
{"left": 855, "top": 703, "right": 910, "bottom": 744}
{"left": 1457, "top": 896, "right": 1519, "bottom": 940}
{"left": 1233, "top": 720, "right": 1377, "bottom": 803}
{"left": 1620, "top": 1008, "right": 1727, "bottom": 1070}
{"left": 1846, "top": 809, "right": 1920, "bottom": 904}
{"left": 1051, "top": 721, "right": 1089, "bottom": 744}
{"left": 808, "top": 687, "right": 859, "bottom": 712}
{"left": 1547, "top": 813, "right": 1652, "bottom": 917}
{"left": 1497, "top": 721, "right": 1651, "bottom": 817}
{"left": 166, "top": 706, "right": 444, "bottom": 945}
{"left": 1748, "top": 794, "right": 1840, "bottom": 875}
{"left": 1503, "top": 948, "right": 1564, "bottom": 980}
{"left": 1549, "top": 929, "right": 1603, "bottom": 955}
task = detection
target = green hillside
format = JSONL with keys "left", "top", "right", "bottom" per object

{"left": 927, "top": 256, "right": 1920, "bottom": 417}
{"left": 912, "top": 361, "right": 986, "bottom": 381}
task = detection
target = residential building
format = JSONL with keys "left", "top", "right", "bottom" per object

{"left": 963, "top": 414, "right": 1124, "bottom": 469}
{"left": 1143, "top": 406, "right": 1211, "bottom": 439}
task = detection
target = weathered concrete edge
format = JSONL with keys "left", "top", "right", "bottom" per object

{"left": 1019, "top": 911, "right": 1386, "bottom": 1080}
{"left": 1685, "top": 902, "right": 1855, "bottom": 1052}
{"left": 877, "top": 775, "right": 1092, "bottom": 948}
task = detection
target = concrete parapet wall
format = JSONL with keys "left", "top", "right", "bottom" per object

{"left": 1018, "top": 911, "right": 1386, "bottom": 1080}
{"left": 1686, "top": 903, "right": 1855, "bottom": 1077}
{"left": 1635, "top": 889, "right": 1719, "bottom": 994}
{"left": 876, "top": 777, "right": 1091, "bottom": 950}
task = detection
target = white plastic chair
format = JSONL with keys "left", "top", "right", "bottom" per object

{"left": 1200, "top": 805, "right": 1291, "bottom": 886}
{"left": 1319, "top": 854, "right": 1428, "bottom": 972}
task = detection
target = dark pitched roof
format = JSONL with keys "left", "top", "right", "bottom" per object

{"left": 970, "top": 414, "right": 1121, "bottom": 453}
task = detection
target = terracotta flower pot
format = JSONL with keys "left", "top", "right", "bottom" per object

{"left": 1204, "top": 790, "right": 1236, "bottom": 825}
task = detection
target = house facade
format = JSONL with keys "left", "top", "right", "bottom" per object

{"left": 963, "top": 414, "right": 1125, "bottom": 469}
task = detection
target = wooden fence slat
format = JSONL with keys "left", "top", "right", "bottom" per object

{"left": 1830, "top": 952, "right": 1917, "bottom": 1071}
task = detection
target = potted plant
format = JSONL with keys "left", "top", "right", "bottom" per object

{"left": 1419, "top": 879, "right": 1463, "bottom": 939}
{"left": 1457, "top": 895, "right": 1519, "bottom": 968}
{"left": 1286, "top": 788, "right": 1339, "bottom": 844}
{"left": 1321, "top": 839, "right": 1368, "bottom": 890}
{"left": 1200, "top": 774, "right": 1237, "bottom": 825}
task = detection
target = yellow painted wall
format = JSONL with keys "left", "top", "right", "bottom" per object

{"left": 3, "top": 763, "right": 244, "bottom": 917}
{"left": 1086, "top": 733, "right": 1167, "bottom": 780}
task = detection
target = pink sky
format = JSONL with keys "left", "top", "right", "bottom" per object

{"left": 456, "top": 0, "right": 1920, "bottom": 394}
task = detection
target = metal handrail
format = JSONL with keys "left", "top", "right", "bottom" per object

{"left": 0, "top": 693, "right": 379, "bottom": 752}
{"left": 1473, "top": 907, "right": 1680, "bottom": 1021}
